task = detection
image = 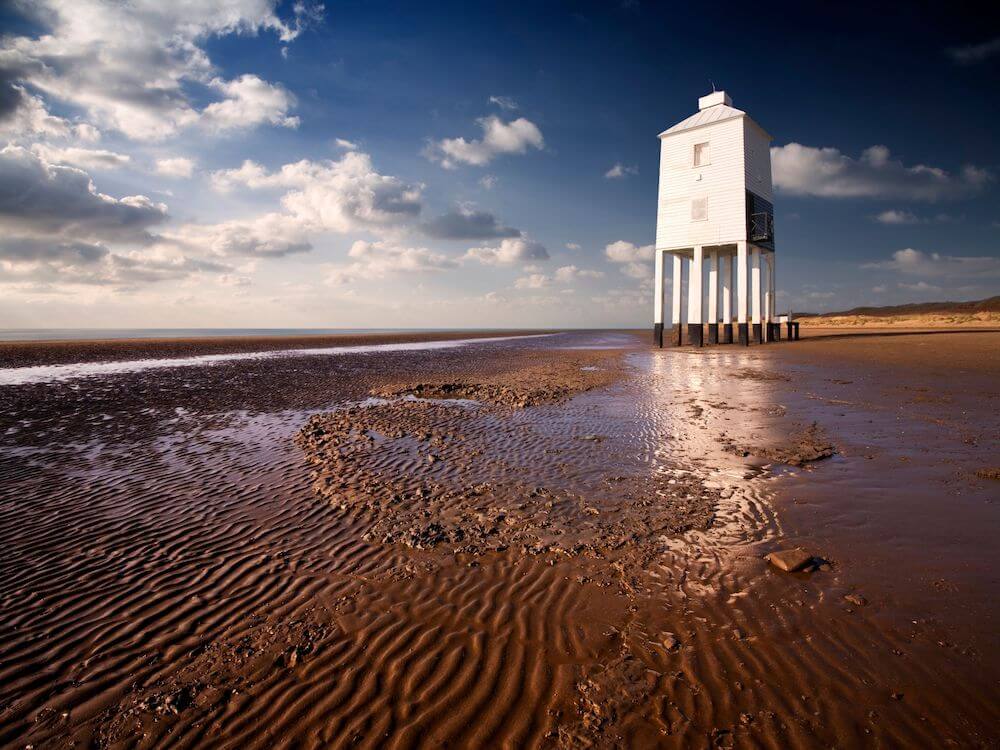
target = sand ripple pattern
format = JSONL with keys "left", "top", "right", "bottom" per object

{"left": 1, "top": 335, "right": 996, "bottom": 748}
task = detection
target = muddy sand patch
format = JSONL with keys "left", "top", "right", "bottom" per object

{"left": 371, "top": 353, "right": 623, "bottom": 408}
{"left": 298, "top": 356, "right": 721, "bottom": 578}
{"left": 722, "top": 422, "right": 836, "bottom": 467}
{"left": 297, "top": 398, "right": 718, "bottom": 566}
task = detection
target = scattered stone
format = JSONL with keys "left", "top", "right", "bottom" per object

{"left": 891, "top": 692, "right": 904, "bottom": 701}
{"left": 739, "top": 712, "right": 754, "bottom": 725}
{"left": 845, "top": 593, "right": 868, "bottom": 607}
{"left": 661, "top": 633, "right": 680, "bottom": 651}
{"left": 974, "top": 467, "right": 1000, "bottom": 481}
{"left": 732, "top": 628, "right": 745, "bottom": 640}
{"left": 580, "top": 434, "right": 606, "bottom": 442}
{"left": 765, "top": 549, "right": 814, "bottom": 573}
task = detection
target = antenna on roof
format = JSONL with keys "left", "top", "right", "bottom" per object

{"left": 710, "top": 80, "right": 716, "bottom": 92}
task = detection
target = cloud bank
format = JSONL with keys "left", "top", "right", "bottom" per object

{"left": 772, "top": 144, "right": 989, "bottom": 201}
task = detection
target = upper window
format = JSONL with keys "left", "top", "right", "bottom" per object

{"left": 693, "top": 142, "right": 710, "bottom": 167}
{"left": 691, "top": 197, "right": 707, "bottom": 221}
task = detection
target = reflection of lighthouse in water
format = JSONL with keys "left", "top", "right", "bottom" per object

{"left": 652, "top": 91, "right": 780, "bottom": 347}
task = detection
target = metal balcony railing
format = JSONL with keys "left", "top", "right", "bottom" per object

{"left": 750, "top": 212, "right": 773, "bottom": 242}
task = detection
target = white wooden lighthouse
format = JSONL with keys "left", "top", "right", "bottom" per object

{"left": 653, "top": 91, "right": 779, "bottom": 347}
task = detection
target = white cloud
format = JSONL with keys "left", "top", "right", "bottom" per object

{"left": 861, "top": 248, "right": 1000, "bottom": 278}
{"left": 326, "top": 240, "right": 457, "bottom": 285}
{"left": 169, "top": 212, "right": 312, "bottom": 258}
{"left": 554, "top": 265, "right": 604, "bottom": 283}
{"left": 334, "top": 138, "right": 358, "bottom": 150}
{"left": 604, "top": 162, "right": 638, "bottom": 179}
{"left": 152, "top": 149, "right": 426, "bottom": 267}
{"left": 0, "top": 0, "right": 319, "bottom": 141}
{"left": 463, "top": 237, "right": 549, "bottom": 266}
{"left": 201, "top": 75, "right": 299, "bottom": 132}
{"left": 0, "top": 85, "right": 74, "bottom": 139}
{"left": 30, "top": 143, "right": 131, "bottom": 170}
{"left": 0, "top": 236, "right": 230, "bottom": 287}
{"left": 426, "top": 115, "right": 544, "bottom": 169}
{"left": 488, "top": 95, "right": 519, "bottom": 111}
{"left": 155, "top": 157, "right": 196, "bottom": 178}
{"left": 515, "top": 273, "right": 550, "bottom": 289}
{"left": 771, "top": 143, "right": 990, "bottom": 201}
{"left": 605, "top": 240, "right": 654, "bottom": 281}
{"left": 210, "top": 151, "right": 423, "bottom": 233}
{"left": 604, "top": 240, "right": 654, "bottom": 263}
{"left": 873, "top": 209, "right": 919, "bottom": 225}
{"left": 479, "top": 174, "right": 498, "bottom": 190}
{"left": 872, "top": 285, "right": 887, "bottom": 293}
{"left": 947, "top": 37, "right": 1000, "bottom": 64}
{"left": 620, "top": 262, "right": 648, "bottom": 280}
{"left": 565, "top": 242, "right": 581, "bottom": 251}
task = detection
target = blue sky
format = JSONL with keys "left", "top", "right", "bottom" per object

{"left": 1, "top": 0, "right": 997, "bottom": 328}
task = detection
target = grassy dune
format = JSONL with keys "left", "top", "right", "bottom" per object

{"left": 798, "top": 296, "right": 1000, "bottom": 328}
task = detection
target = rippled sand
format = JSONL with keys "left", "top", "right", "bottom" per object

{"left": 1, "top": 330, "right": 997, "bottom": 748}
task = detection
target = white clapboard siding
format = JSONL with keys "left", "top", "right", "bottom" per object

{"left": 656, "top": 116, "right": 745, "bottom": 249}
{"left": 655, "top": 94, "right": 773, "bottom": 252}
{"left": 743, "top": 118, "right": 773, "bottom": 202}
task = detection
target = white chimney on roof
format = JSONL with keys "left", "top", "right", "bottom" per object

{"left": 698, "top": 90, "right": 732, "bottom": 110}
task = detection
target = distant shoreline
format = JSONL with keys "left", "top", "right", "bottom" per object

{"left": 0, "top": 329, "right": 562, "bottom": 368}
{"left": 0, "top": 327, "right": 558, "bottom": 343}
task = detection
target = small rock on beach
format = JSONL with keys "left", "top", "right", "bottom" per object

{"left": 766, "top": 549, "right": 814, "bottom": 573}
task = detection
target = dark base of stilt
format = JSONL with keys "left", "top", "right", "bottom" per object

{"left": 707, "top": 323, "right": 719, "bottom": 345}
{"left": 773, "top": 323, "right": 781, "bottom": 341}
{"left": 722, "top": 323, "right": 733, "bottom": 344}
{"left": 786, "top": 322, "right": 794, "bottom": 340}
{"left": 687, "top": 323, "right": 703, "bottom": 347}
{"left": 653, "top": 322, "right": 663, "bottom": 348}
{"left": 752, "top": 323, "right": 763, "bottom": 344}
{"left": 670, "top": 324, "right": 682, "bottom": 347}
{"left": 793, "top": 322, "right": 800, "bottom": 341}
{"left": 738, "top": 323, "right": 749, "bottom": 346}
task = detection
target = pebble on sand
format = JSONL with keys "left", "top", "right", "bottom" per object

{"left": 661, "top": 633, "right": 680, "bottom": 651}
{"left": 765, "top": 549, "right": 813, "bottom": 573}
{"left": 844, "top": 593, "right": 868, "bottom": 607}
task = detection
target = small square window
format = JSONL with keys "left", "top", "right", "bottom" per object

{"left": 693, "top": 142, "right": 710, "bottom": 167}
{"left": 691, "top": 197, "right": 707, "bottom": 221}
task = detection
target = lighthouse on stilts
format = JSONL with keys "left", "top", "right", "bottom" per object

{"left": 652, "top": 91, "right": 792, "bottom": 347}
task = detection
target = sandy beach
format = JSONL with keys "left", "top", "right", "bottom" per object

{"left": 1, "top": 329, "right": 998, "bottom": 748}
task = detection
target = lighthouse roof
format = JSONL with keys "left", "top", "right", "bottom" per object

{"left": 659, "top": 91, "right": 771, "bottom": 139}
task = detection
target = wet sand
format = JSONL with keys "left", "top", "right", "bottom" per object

{"left": 0, "top": 330, "right": 551, "bottom": 368}
{"left": 1, "top": 330, "right": 997, "bottom": 747}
